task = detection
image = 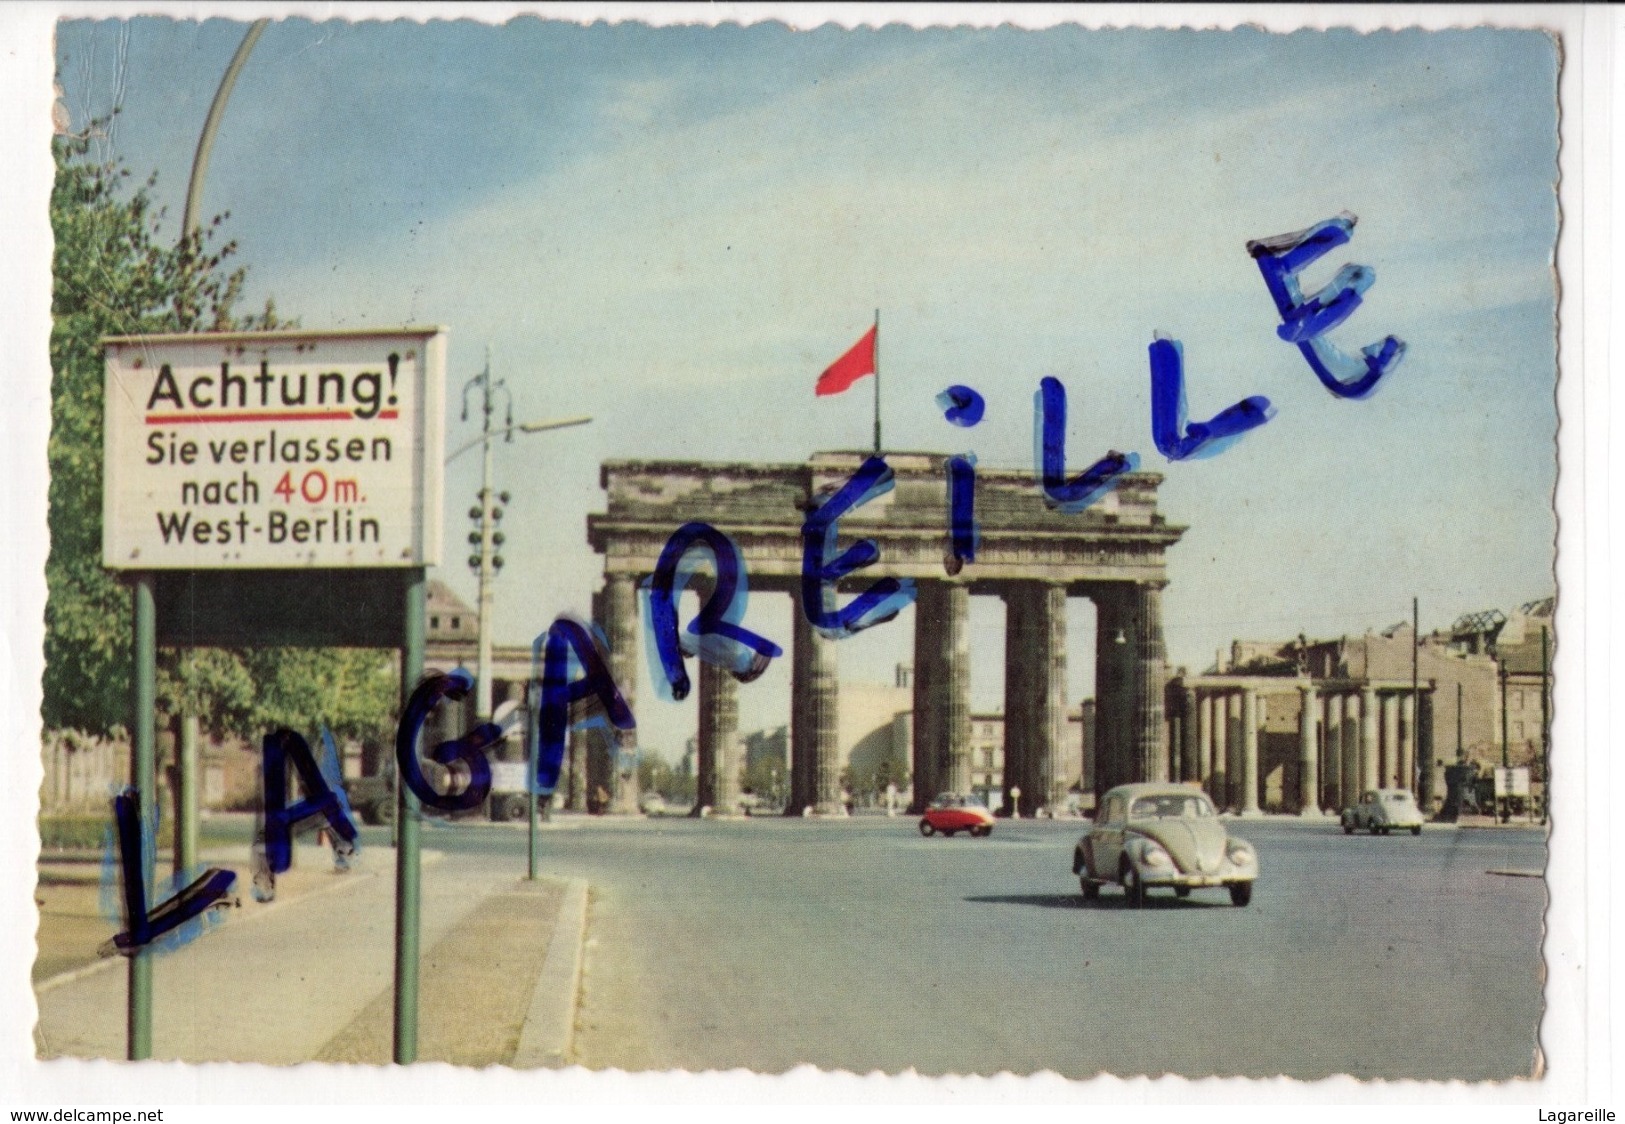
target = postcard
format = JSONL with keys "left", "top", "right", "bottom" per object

{"left": 3, "top": 1, "right": 1612, "bottom": 1113}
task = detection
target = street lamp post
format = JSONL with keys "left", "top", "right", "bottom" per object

{"left": 454, "top": 358, "right": 592, "bottom": 724}
{"left": 451, "top": 363, "right": 591, "bottom": 880}
{"left": 461, "top": 353, "right": 510, "bottom": 723}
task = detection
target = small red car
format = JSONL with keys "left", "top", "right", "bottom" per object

{"left": 919, "top": 793, "right": 995, "bottom": 837}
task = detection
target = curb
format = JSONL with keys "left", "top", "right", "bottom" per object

{"left": 511, "top": 877, "right": 588, "bottom": 1068}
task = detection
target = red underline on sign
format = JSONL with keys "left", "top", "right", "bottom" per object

{"left": 145, "top": 409, "right": 400, "bottom": 424}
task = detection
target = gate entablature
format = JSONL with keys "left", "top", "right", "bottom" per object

{"left": 588, "top": 451, "right": 1185, "bottom": 588}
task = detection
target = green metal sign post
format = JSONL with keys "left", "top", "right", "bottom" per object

{"left": 394, "top": 570, "right": 426, "bottom": 1064}
{"left": 127, "top": 574, "right": 157, "bottom": 1060}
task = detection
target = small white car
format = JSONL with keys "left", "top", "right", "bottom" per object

{"left": 1341, "top": 788, "right": 1425, "bottom": 835}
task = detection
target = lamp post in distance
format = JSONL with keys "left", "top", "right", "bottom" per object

{"left": 452, "top": 357, "right": 593, "bottom": 723}
{"left": 444, "top": 414, "right": 594, "bottom": 466}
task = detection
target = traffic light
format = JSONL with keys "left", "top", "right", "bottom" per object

{"left": 468, "top": 489, "right": 508, "bottom": 575}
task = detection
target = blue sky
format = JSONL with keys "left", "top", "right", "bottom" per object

{"left": 54, "top": 17, "right": 1559, "bottom": 757}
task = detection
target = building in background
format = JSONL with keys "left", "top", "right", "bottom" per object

{"left": 1166, "top": 596, "right": 1552, "bottom": 816}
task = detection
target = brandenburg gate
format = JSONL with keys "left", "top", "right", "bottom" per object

{"left": 584, "top": 451, "right": 1186, "bottom": 816}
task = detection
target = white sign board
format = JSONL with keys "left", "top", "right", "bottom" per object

{"left": 489, "top": 762, "right": 530, "bottom": 796}
{"left": 1494, "top": 766, "right": 1531, "bottom": 797}
{"left": 102, "top": 329, "right": 445, "bottom": 569}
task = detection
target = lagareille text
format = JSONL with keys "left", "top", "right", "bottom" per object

{"left": 107, "top": 213, "right": 1405, "bottom": 955}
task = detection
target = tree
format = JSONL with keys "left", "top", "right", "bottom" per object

{"left": 46, "top": 123, "right": 281, "bottom": 734}
{"left": 636, "top": 754, "right": 697, "bottom": 805}
{"left": 843, "top": 753, "right": 910, "bottom": 807}
{"left": 741, "top": 753, "right": 787, "bottom": 807}
{"left": 48, "top": 125, "right": 411, "bottom": 770}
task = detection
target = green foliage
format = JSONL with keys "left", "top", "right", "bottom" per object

{"left": 44, "top": 124, "right": 398, "bottom": 750}
{"left": 46, "top": 124, "right": 280, "bottom": 734}
{"left": 237, "top": 648, "right": 399, "bottom": 745}
{"left": 844, "top": 753, "right": 909, "bottom": 806}
{"left": 151, "top": 646, "right": 398, "bottom": 747}
{"left": 741, "top": 753, "right": 787, "bottom": 807}
{"left": 637, "top": 754, "right": 697, "bottom": 805}
{"left": 38, "top": 813, "right": 171, "bottom": 851}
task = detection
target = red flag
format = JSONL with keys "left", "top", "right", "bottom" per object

{"left": 815, "top": 325, "right": 877, "bottom": 396}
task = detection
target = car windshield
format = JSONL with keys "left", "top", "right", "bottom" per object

{"left": 931, "top": 795, "right": 962, "bottom": 809}
{"left": 1130, "top": 794, "right": 1214, "bottom": 819}
{"left": 1387, "top": 793, "right": 1413, "bottom": 803}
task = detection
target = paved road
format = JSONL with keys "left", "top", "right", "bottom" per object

{"left": 394, "top": 814, "right": 1546, "bottom": 1080}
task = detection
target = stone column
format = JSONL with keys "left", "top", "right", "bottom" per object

{"left": 791, "top": 604, "right": 840, "bottom": 814}
{"left": 1006, "top": 583, "right": 1067, "bottom": 814}
{"left": 1181, "top": 687, "right": 1200, "bottom": 783}
{"left": 936, "top": 582, "right": 973, "bottom": 797}
{"left": 696, "top": 660, "right": 739, "bottom": 815}
{"left": 604, "top": 574, "right": 641, "bottom": 815}
{"left": 1197, "top": 690, "right": 1213, "bottom": 785}
{"left": 911, "top": 585, "right": 943, "bottom": 813}
{"left": 1342, "top": 694, "right": 1361, "bottom": 808}
{"left": 1324, "top": 693, "right": 1344, "bottom": 811}
{"left": 1240, "top": 686, "right": 1262, "bottom": 816}
{"left": 1360, "top": 686, "right": 1380, "bottom": 792}
{"left": 1211, "top": 691, "right": 1230, "bottom": 806}
{"left": 1399, "top": 692, "right": 1416, "bottom": 795}
{"left": 1093, "top": 586, "right": 1135, "bottom": 798}
{"left": 813, "top": 623, "right": 843, "bottom": 814}
{"left": 1381, "top": 692, "right": 1400, "bottom": 788}
{"left": 1226, "top": 692, "right": 1243, "bottom": 809}
{"left": 564, "top": 596, "right": 597, "bottom": 811}
{"left": 1417, "top": 690, "right": 1435, "bottom": 809}
{"left": 1132, "top": 582, "right": 1169, "bottom": 784}
{"left": 1298, "top": 682, "right": 1320, "bottom": 815}
{"left": 1001, "top": 587, "right": 1030, "bottom": 816}
{"left": 1038, "top": 584, "right": 1068, "bottom": 811}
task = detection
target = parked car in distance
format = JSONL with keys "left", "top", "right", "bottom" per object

{"left": 347, "top": 768, "right": 395, "bottom": 826}
{"left": 1342, "top": 788, "right": 1425, "bottom": 835}
{"left": 639, "top": 793, "right": 668, "bottom": 816}
{"left": 919, "top": 793, "right": 995, "bottom": 837}
{"left": 737, "top": 792, "right": 775, "bottom": 816}
{"left": 1073, "top": 783, "right": 1258, "bottom": 906}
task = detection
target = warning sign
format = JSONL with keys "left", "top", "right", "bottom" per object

{"left": 102, "top": 328, "right": 446, "bottom": 569}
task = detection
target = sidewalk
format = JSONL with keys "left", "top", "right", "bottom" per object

{"left": 33, "top": 844, "right": 589, "bottom": 1067}
{"left": 34, "top": 843, "right": 383, "bottom": 986}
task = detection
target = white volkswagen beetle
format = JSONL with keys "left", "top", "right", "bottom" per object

{"left": 1072, "top": 783, "right": 1259, "bottom": 907}
{"left": 1341, "top": 788, "right": 1425, "bottom": 835}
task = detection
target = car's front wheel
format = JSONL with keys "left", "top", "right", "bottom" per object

{"left": 1230, "top": 882, "right": 1253, "bottom": 907}
{"left": 1411, "top": 825, "right": 1422, "bottom": 836}
{"left": 1123, "top": 865, "right": 1146, "bottom": 908}
{"left": 1080, "top": 878, "right": 1099, "bottom": 901}
{"left": 1371, "top": 822, "right": 1383, "bottom": 835}
{"left": 918, "top": 819, "right": 935, "bottom": 836}
{"left": 1342, "top": 820, "right": 1355, "bottom": 835}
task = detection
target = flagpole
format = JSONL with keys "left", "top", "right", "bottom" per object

{"left": 873, "top": 308, "right": 881, "bottom": 454}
